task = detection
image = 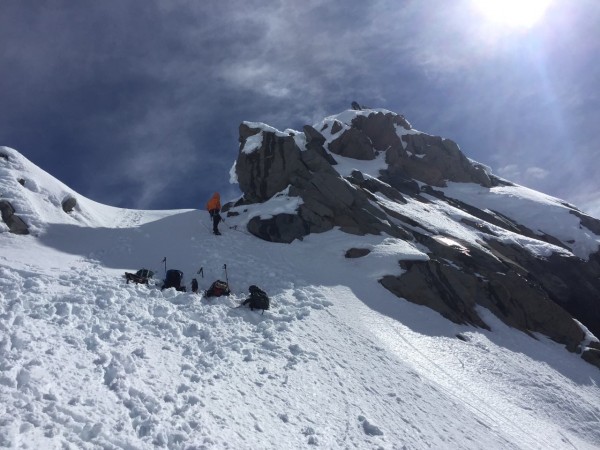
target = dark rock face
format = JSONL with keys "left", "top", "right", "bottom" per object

{"left": 325, "top": 110, "right": 491, "bottom": 188}
{"left": 247, "top": 214, "right": 309, "bottom": 244}
{"left": 62, "top": 197, "right": 77, "bottom": 213}
{"left": 235, "top": 122, "right": 413, "bottom": 243}
{"left": 381, "top": 254, "right": 585, "bottom": 353}
{"left": 232, "top": 109, "right": 600, "bottom": 369}
{"left": 570, "top": 210, "right": 600, "bottom": 235}
{"left": 381, "top": 231, "right": 600, "bottom": 357}
{"left": 583, "top": 349, "right": 600, "bottom": 367}
{"left": 345, "top": 248, "right": 371, "bottom": 258}
{"left": 0, "top": 200, "right": 29, "bottom": 235}
{"left": 352, "top": 112, "right": 410, "bottom": 150}
{"left": 328, "top": 111, "right": 412, "bottom": 159}
{"left": 302, "top": 126, "right": 338, "bottom": 168}
{"left": 236, "top": 124, "right": 306, "bottom": 203}
{"left": 387, "top": 134, "right": 492, "bottom": 188}
{"left": 485, "top": 241, "right": 600, "bottom": 340}
{"left": 329, "top": 128, "right": 376, "bottom": 160}
{"left": 583, "top": 342, "right": 600, "bottom": 367}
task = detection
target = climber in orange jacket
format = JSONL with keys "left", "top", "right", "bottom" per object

{"left": 206, "top": 192, "right": 222, "bottom": 235}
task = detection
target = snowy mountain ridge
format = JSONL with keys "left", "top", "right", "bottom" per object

{"left": 237, "top": 108, "right": 597, "bottom": 258}
{"left": 231, "top": 107, "right": 600, "bottom": 362}
{"left": 1, "top": 105, "right": 600, "bottom": 449}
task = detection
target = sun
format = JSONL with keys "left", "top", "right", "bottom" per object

{"left": 472, "top": 0, "right": 553, "bottom": 28}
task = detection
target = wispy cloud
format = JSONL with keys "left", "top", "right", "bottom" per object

{"left": 497, "top": 165, "right": 549, "bottom": 183}
{"left": 1, "top": 0, "right": 599, "bottom": 211}
{"left": 525, "top": 167, "right": 550, "bottom": 180}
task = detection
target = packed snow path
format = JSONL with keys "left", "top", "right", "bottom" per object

{"left": 1, "top": 210, "right": 599, "bottom": 449}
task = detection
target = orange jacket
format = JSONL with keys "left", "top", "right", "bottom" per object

{"left": 206, "top": 192, "right": 221, "bottom": 211}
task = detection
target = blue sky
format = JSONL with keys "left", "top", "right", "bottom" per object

{"left": 1, "top": 0, "right": 599, "bottom": 216}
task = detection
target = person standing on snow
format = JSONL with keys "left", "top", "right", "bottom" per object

{"left": 206, "top": 192, "right": 222, "bottom": 235}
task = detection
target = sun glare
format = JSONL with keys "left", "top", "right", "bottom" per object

{"left": 472, "top": 0, "right": 552, "bottom": 28}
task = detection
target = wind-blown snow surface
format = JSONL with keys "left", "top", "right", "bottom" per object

{"left": 1, "top": 149, "right": 600, "bottom": 449}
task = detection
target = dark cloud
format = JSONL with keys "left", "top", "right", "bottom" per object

{"left": 1, "top": 0, "right": 599, "bottom": 214}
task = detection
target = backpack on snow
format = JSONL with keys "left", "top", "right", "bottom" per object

{"left": 242, "top": 285, "right": 270, "bottom": 313}
{"left": 162, "top": 269, "right": 186, "bottom": 292}
{"left": 205, "top": 279, "right": 231, "bottom": 297}
{"left": 125, "top": 268, "right": 154, "bottom": 285}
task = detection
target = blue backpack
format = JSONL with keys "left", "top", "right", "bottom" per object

{"left": 162, "top": 269, "right": 186, "bottom": 292}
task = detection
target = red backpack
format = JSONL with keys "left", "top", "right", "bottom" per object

{"left": 205, "top": 280, "right": 230, "bottom": 297}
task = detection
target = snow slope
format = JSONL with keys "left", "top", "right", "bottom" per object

{"left": 442, "top": 182, "right": 600, "bottom": 259}
{"left": 1, "top": 148, "right": 600, "bottom": 449}
{"left": 0, "top": 147, "right": 184, "bottom": 235}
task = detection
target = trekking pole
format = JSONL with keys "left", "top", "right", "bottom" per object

{"left": 197, "top": 267, "right": 204, "bottom": 278}
{"left": 223, "top": 263, "right": 233, "bottom": 293}
{"left": 162, "top": 257, "right": 167, "bottom": 277}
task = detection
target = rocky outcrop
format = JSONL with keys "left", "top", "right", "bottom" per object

{"left": 303, "top": 125, "right": 337, "bottom": 167}
{"left": 62, "top": 196, "right": 77, "bottom": 213}
{"left": 352, "top": 112, "right": 411, "bottom": 149}
{"left": 375, "top": 208, "right": 600, "bottom": 371}
{"left": 345, "top": 248, "right": 371, "bottom": 258}
{"left": 582, "top": 343, "right": 600, "bottom": 367}
{"left": 376, "top": 225, "right": 600, "bottom": 362}
{"left": 235, "top": 122, "right": 413, "bottom": 243}
{"left": 386, "top": 134, "right": 492, "bottom": 188}
{"left": 328, "top": 111, "right": 412, "bottom": 159}
{"left": 0, "top": 200, "right": 29, "bottom": 235}
{"left": 232, "top": 108, "right": 600, "bottom": 369}
{"left": 236, "top": 123, "right": 306, "bottom": 203}
{"left": 329, "top": 128, "right": 376, "bottom": 160}
{"left": 318, "top": 110, "right": 491, "bottom": 188}
{"left": 485, "top": 241, "right": 600, "bottom": 340}
{"left": 380, "top": 255, "right": 585, "bottom": 353}
{"left": 247, "top": 214, "right": 309, "bottom": 244}
{"left": 389, "top": 231, "right": 585, "bottom": 345}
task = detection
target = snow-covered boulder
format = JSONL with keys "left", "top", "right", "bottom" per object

{"left": 0, "top": 200, "right": 29, "bottom": 234}
{"left": 61, "top": 196, "right": 77, "bottom": 213}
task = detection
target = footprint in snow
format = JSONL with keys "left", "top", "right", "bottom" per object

{"left": 302, "top": 427, "right": 319, "bottom": 446}
{"left": 358, "top": 415, "right": 384, "bottom": 436}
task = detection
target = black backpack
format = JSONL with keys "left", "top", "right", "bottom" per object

{"left": 205, "top": 280, "right": 231, "bottom": 297}
{"left": 243, "top": 285, "right": 270, "bottom": 313}
{"left": 162, "top": 269, "right": 186, "bottom": 292}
